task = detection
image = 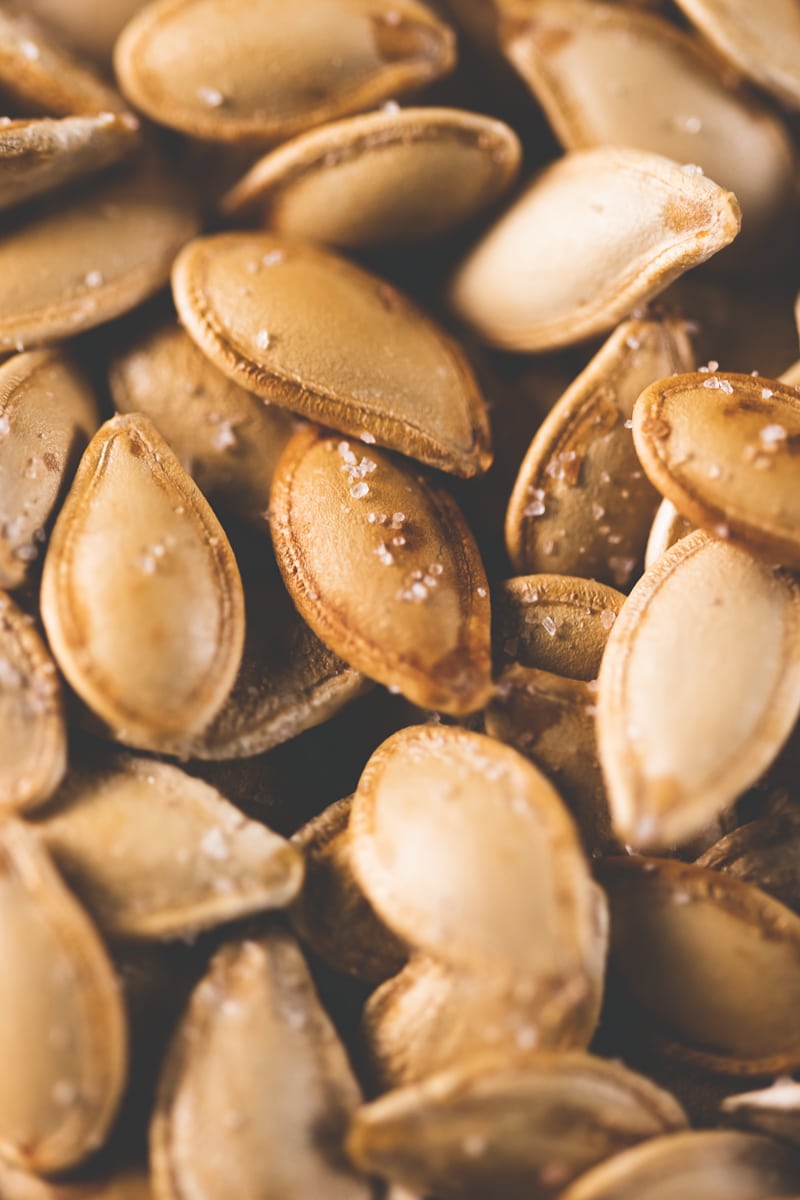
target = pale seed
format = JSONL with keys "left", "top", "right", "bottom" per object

{"left": 32, "top": 755, "right": 304, "bottom": 940}
{"left": 0, "top": 820, "right": 126, "bottom": 1173}
{"left": 114, "top": 0, "right": 456, "bottom": 144}
{"left": 40, "top": 413, "right": 245, "bottom": 752}
{"left": 150, "top": 930, "right": 371, "bottom": 1199}
{"left": 449, "top": 147, "right": 740, "bottom": 352}
{"left": 0, "top": 350, "right": 99, "bottom": 590}
{"left": 644, "top": 498, "right": 694, "bottom": 570}
{"left": 633, "top": 371, "right": 800, "bottom": 568}
{"left": 173, "top": 233, "right": 492, "bottom": 476}
{"left": 506, "top": 317, "right": 694, "bottom": 585}
{"left": 270, "top": 428, "right": 492, "bottom": 715}
{"left": 0, "top": 590, "right": 66, "bottom": 814}
{"left": 220, "top": 106, "right": 521, "bottom": 247}
{"left": 597, "top": 531, "right": 800, "bottom": 850}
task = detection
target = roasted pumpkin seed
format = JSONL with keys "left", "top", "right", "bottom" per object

{"left": 173, "top": 232, "right": 492, "bottom": 476}
{"left": 697, "top": 810, "right": 800, "bottom": 914}
{"left": 723, "top": 1078, "right": 800, "bottom": 1145}
{"left": 40, "top": 413, "right": 245, "bottom": 752}
{"left": 644, "top": 498, "right": 694, "bottom": 570}
{"left": 0, "top": 1160, "right": 152, "bottom": 1199}
{"left": 17, "top": 0, "right": 150, "bottom": 65}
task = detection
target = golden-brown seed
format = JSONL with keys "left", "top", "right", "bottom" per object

{"left": 673, "top": 0, "right": 800, "bottom": 110}
{"left": 0, "top": 350, "right": 99, "bottom": 590}
{"left": 449, "top": 147, "right": 741, "bottom": 352}
{"left": 270, "top": 428, "right": 493, "bottom": 715}
{"left": 597, "top": 532, "right": 800, "bottom": 850}
{"left": 633, "top": 371, "right": 800, "bottom": 568}
{"left": 0, "top": 1160, "right": 152, "bottom": 1199}
{"left": 150, "top": 930, "right": 371, "bottom": 1199}
{"left": 0, "top": 114, "right": 139, "bottom": 215}
{"left": 0, "top": 7, "right": 128, "bottom": 115}
{"left": 33, "top": 755, "right": 304, "bottom": 940}
{"left": 114, "top": 0, "right": 456, "bottom": 145}
{"left": 173, "top": 233, "right": 492, "bottom": 477}
{"left": 109, "top": 318, "right": 297, "bottom": 526}
{"left": 15, "top": 0, "right": 149, "bottom": 65}
{"left": 347, "top": 1051, "right": 687, "bottom": 1200}
{"left": 503, "top": 0, "right": 796, "bottom": 263}
{"left": 559, "top": 1129, "right": 800, "bottom": 1200}
{"left": 723, "top": 1079, "right": 800, "bottom": 1145}
{"left": 506, "top": 318, "right": 694, "bottom": 586}
{"left": 349, "top": 725, "right": 597, "bottom": 977}
{"left": 219, "top": 107, "right": 521, "bottom": 247}
{"left": 598, "top": 855, "right": 800, "bottom": 1075}
{"left": 0, "top": 590, "right": 66, "bottom": 814}
{"left": 0, "top": 820, "right": 126, "bottom": 1173}
{"left": 644, "top": 498, "right": 694, "bottom": 570}
{"left": 290, "top": 796, "right": 408, "bottom": 985}
{"left": 495, "top": 574, "right": 625, "bottom": 681}
{"left": 0, "top": 163, "right": 200, "bottom": 352}
{"left": 697, "top": 810, "right": 800, "bottom": 914}
{"left": 486, "top": 665, "right": 617, "bottom": 857}
{"left": 40, "top": 413, "right": 245, "bottom": 753}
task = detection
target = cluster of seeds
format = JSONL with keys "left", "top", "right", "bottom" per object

{"left": 0, "top": 0, "right": 800, "bottom": 1197}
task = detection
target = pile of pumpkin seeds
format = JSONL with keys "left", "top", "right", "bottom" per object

{"left": 1, "top": 0, "right": 800, "bottom": 1195}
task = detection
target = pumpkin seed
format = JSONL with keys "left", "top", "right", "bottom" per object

{"left": 697, "top": 810, "right": 800, "bottom": 914}
{"left": 633, "top": 371, "right": 800, "bottom": 569}
{"left": 559, "top": 1130, "right": 800, "bottom": 1200}
{"left": 505, "top": 317, "right": 694, "bottom": 586}
{"left": 16, "top": 0, "right": 149, "bottom": 65}
{"left": 0, "top": 350, "right": 99, "bottom": 589}
{"left": 270, "top": 428, "right": 492, "bottom": 714}
{"left": 644, "top": 498, "right": 694, "bottom": 570}
{"left": 449, "top": 147, "right": 740, "bottom": 352}
{"left": 673, "top": 0, "right": 800, "bottom": 110}
{"left": 0, "top": 114, "right": 139, "bottom": 215}
{"left": 0, "top": 162, "right": 200, "bottom": 351}
{"left": 114, "top": 0, "right": 456, "bottom": 145}
{"left": 109, "top": 317, "right": 298, "bottom": 526}
{"left": 597, "top": 531, "right": 800, "bottom": 849}
{"left": 150, "top": 929, "right": 371, "bottom": 1199}
{"left": 173, "top": 232, "right": 492, "bottom": 476}
{"left": 0, "top": 589, "right": 66, "bottom": 814}
{"left": 290, "top": 795, "right": 408, "bottom": 985}
{"left": 495, "top": 573, "right": 625, "bottom": 681}
{"left": 598, "top": 855, "right": 800, "bottom": 1075}
{"left": 219, "top": 106, "right": 521, "bottom": 247}
{"left": 723, "top": 1078, "right": 800, "bottom": 1145}
{"left": 0, "top": 1161, "right": 152, "bottom": 1199}
{"left": 349, "top": 725, "right": 597, "bottom": 977}
{"left": 502, "top": 0, "right": 796, "bottom": 263}
{"left": 347, "top": 1051, "right": 687, "bottom": 1200}
{"left": 0, "top": 820, "right": 126, "bottom": 1173}
{"left": 40, "top": 413, "right": 245, "bottom": 752}
{"left": 32, "top": 755, "right": 304, "bottom": 940}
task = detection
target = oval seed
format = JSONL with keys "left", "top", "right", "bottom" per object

{"left": 173, "top": 233, "right": 492, "bottom": 477}
{"left": 347, "top": 1051, "right": 687, "bottom": 1200}
{"left": 723, "top": 1079, "right": 800, "bottom": 1146}
{"left": 0, "top": 820, "right": 126, "bottom": 1173}
{"left": 449, "top": 147, "right": 740, "bottom": 352}
{"left": 0, "top": 350, "right": 99, "bottom": 590}
{"left": 633, "top": 371, "right": 800, "bottom": 568}
{"left": 270, "top": 429, "right": 492, "bottom": 715}
{"left": 109, "top": 317, "right": 297, "bottom": 525}
{"left": 598, "top": 856, "right": 800, "bottom": 1075}
{"left": 673, "top": 0, "right": 800, "bottom": 110}
{"left": 220, "top": 106, "right": 521, "bottom": 247}
{"left": 644, "top": 498, "right": 694, "bottom": 570}
{"left": 697, "top": 810, "right": 800, "bottom": 914}
{"left": 32, "top": 755, "right": 304, "bottom": 940}
{"left": 15, "top": 0, "right": 149, "bottom": 65}
{"left": 150, "top": 930, "right": 371, "bottom": 1200}
{"left": 290, "top": 796, "right": 408, "bottom": 985}
{"left": 40, "top": 413, "right": 245, "bottom": 752}
{"left": 559, "top": 1130, "right": 800, "bottom": 1200}
{"left": 486, "top": 665, "right": 617, "bottom": 857}
{"left": 0, "top": 590, "right": 66, "bottom": 814}
{"left": 495, "top": 573, "right": 625, "bottom": 681}
{"left": 0, "top": 114, "right": 139, "bottom": 215}
{"left": 506, "top": 318, "right": 694, "bottom": 588}
{"left": 115, "top": 0, "right": 456, "bottom": 144}
{"left": 597, "top": 532, "right": 800, "bottom": 850}
{"left": 0, "top": 162, "right": 200, "bottom": 352}
{"left": 349, "top": 725, "right": 597, "bottom": 978}
{"left": 502, "top": 0, "right": 796, "bottom": 264}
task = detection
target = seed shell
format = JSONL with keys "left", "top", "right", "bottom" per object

{"left": 173, "top": 232, "right": 492, "bottom": 477}
{"left": 697, "top": 810, "right": 800, "bottom": 914}
{"left": 270, "top": 428, "right": 492, "bottom": 715}
{"left": 644, "top": 498, "right": 694, "bottom": 570}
